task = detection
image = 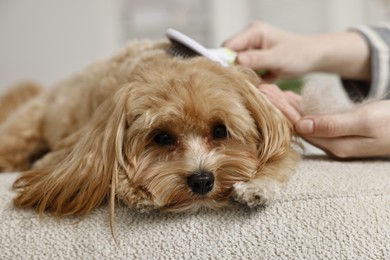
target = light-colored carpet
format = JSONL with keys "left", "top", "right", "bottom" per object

{"left": 1, "top": 148, "right": 390, "bottom": 259}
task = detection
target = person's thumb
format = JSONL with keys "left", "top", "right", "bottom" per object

{"left": 295, "top": 112, "right": 362, "bottom": 138}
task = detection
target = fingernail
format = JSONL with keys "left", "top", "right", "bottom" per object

{"left": 297, "top": 119, "right": 314, "bottom": 134}
{"left": 237, "top": 54, "right": 249, "bottom": 65}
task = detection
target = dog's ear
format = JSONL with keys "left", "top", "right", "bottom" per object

{"left": 13, "top": 86, "right": 130, "bottom": 217}
{"left": 226, "top": 65, "right": 293, "bottom": 165}
{"left": 231, "top": 65, "right": 262, "bottom": 86}
{"left": 237, "top": 80, "right": 294, "bottom": 166}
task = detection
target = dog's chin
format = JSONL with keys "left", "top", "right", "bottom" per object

{"left": 162, "top": 197, "right": 232, "bottom": 214}
{"left": 116, "top": 179, "right": 232, "bottom": 213}
{"left": 117, "top": 176, "right": 234, "bottom": 213}
{"left": 158, "top": 182, "right": 237, "bottom": 213}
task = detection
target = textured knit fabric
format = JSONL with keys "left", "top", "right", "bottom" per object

{"left": 344, "top": 24, "right": 390, "bottom": 100}
{"left": 1, "top": 149, "right": 390, "bottom": 259}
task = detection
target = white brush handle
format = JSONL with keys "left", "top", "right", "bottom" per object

{"left": 166, "top": 28, "right": 236, "bottom": 67}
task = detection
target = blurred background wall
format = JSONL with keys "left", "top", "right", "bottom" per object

{"left": 0, "top": 0, "right": 390, "bottom": 89}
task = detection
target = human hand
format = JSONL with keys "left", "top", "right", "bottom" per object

{"left": 260, "top": 85, "right": 390, "bottom": 158}
{"left": 224, "top": 21, "right": 371, "bottom": 82}
{"left": 296, "top": 100, "right": 390, "bottom": 158}
{"left": 223, "top": 21, "right": 316, "bottom": 82}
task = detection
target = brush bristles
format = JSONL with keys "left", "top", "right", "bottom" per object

{"left": 166, "top": 40, "right": 200, "bottom": 59}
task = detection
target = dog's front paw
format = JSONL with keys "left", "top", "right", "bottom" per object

{"left": 232, "top": 178, "right": 281, "bottom": 208}
{"left": 117, "top": 186, "right": 159, "bottom": 213}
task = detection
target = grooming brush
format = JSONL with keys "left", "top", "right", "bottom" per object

{"left": 166, "top": 28, "right": 237, "bottom": 67}
{"left": 166, "top": 28, "right": 268, "bottom": 76}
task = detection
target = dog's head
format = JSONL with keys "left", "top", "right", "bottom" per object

{"left": 114, "top": 56, "right": 296, "bottom": 212}
{"left": 13, "top": 52, "right": 296, "bottom": 217}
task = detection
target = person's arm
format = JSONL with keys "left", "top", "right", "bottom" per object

{"left": 306, "top": 31, "right": 371, "bottom": 80}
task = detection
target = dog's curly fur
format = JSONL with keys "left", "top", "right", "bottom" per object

{"left": 0, "top": 40, "right": 299, "bottom": 218}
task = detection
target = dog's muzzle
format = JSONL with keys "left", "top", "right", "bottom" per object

{"left": 187, "top": 171, "right": 214, "bottom": 195}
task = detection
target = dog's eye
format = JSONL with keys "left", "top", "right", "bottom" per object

{"left": 154, "top": 132, "right": 175, "bottom": 147}
{"left": 212, "top": 124, "right": 228, "bottom": 139}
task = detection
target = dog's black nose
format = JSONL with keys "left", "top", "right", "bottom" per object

{"left": 187, "top": 171, "right": 215, "bottom": 195}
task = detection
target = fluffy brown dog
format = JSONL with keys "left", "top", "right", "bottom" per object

{"left": 0, "top": 40, "right": 299, "bottom": 217}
